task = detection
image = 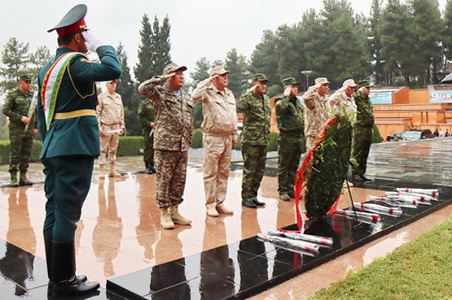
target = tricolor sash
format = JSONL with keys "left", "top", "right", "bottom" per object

{"left": 41, "top": 52, "right": 87, "bottom": 130}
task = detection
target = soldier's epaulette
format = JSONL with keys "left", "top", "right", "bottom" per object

{"left": 79, "top": 58, "right": 94, "bottom": 63}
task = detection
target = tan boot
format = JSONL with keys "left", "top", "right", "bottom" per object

{"left": 170, "top": 205, "right": 192, "bottom": 225}
{"left": 98, "top": 164, "right": 105, "bottom": 179}
{"left": 160, "top": 207, "right": 175, "bottom": 229}
{"left": 109, "top": 164, "right": 121, "bottom": 177}
{"left": 19, "top": 171, "right": 32, "bottom": 185}
{"left": 206, "top": 204, "right": 219, "bottom": 217}
{"left": 216, "top": 204, "right": 233, "bottom": 215}
{"left": 9, "top": 171, "right": 18, "bottom": 186}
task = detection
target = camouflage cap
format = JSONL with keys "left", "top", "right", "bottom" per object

{"left": 282, "top": 77, "right": 298, "bottom": 86}
{"left": 342, "top": 79, "right": 358, "bottom": 88}
{"left": 359, "top": 80, "right": 370, "bottom": 87}
{"left": 314, "top": 77, "right": 330, "bottom": 87}
{"left": 251, "top": 73, "right": 268, "bottom": 82}
{"left": 18, "top": 75, "right": 32, "bottom": 81}
{"left": 210, "top": 65, "right": 230, "bottom": 77}
{"left": 163, "top": 63, "right": 187, "bottom": 75}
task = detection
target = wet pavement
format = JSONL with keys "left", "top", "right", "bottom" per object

{"left": 0, "top": 138, "right": 451, "bottom": 299}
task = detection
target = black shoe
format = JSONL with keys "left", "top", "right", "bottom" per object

{"left": 242, "top": 200, "right": 257, "bottom": 208}
{"left": 145, "top": 162, "right": 156, "bottom": 174}
{"left": 253, "top": 199, "right": 265, "bottom": 206}
{"left": 360, "top": 175, "right": 371, "bottom": 181}
{"left": 53, "top": 276, "right": 100, "bottom": 298}
{"left": 353, "top": 175, "right": 366, "bottom": 183}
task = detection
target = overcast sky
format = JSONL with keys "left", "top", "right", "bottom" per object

{"left": 0, "top": 0, "right": 447, "bottom": 80}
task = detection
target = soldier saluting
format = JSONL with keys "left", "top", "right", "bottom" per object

{"left": 36, "top": 4, "right": 121, "bottom": 297}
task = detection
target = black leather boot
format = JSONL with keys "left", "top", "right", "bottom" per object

{"left": 145, "top": 162, "right": 156, "bottom": 174}
{"left": 52, "top": 240, "right": 99, "bottom": 297}
{"left": 45, "top": 238, "right": 88, "bottom": 296}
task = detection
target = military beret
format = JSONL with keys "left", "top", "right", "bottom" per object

{"left": 359, "top": 80, "right": 370, "bottom": 87}
{"left": 18, "top": 75, "right": 32, "bottom": 81}
{"left": 163, "top": 63, "right": 187, "bottom": 75}
{"left": 48, "top": 4, "right": 88, "bottom": 37}
{"left": 282, "top": 77, "right": 298, "bottom": 86}
{"left": 251, "top": 73, "right": 268, "bottom": 82}
{"left": 210, "top": 65, "right": 230, "bottom": 77}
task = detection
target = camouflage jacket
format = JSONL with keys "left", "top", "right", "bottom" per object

{"left": 138, "top": 76, "right": 193, "bottom": 151}
{"left": 2, "top": 88, "right": 36, "bottom": 131}
{"left": 329, "top": 89, "right": 356, "bottom": 115}
{"left": 303, "top": 87, "right": 331, "bottom": 137}
{"left": 353, "top": 90, "right": 374, "bottom": 128}
{"left": 137, "top": 99, "right": 155, "bottom": 134}
{"left": 275, "top": 95, "right": 304, "bottom": 135}
{"left": 237, "top": 90, "right": 270, "bottom": 146}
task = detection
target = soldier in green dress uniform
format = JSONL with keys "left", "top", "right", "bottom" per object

{"left": 2, "top": 75, "right": 37, "bottom": 186}
{"left": 36, "top": 4, "right": 121, "bottom": 297}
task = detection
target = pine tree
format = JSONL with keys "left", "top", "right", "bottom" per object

{"left": 224, "top": 48, "right": 249, "bottom": 97}
{"left": 369, "top": 0, "right": 384, "bottom": 84}
{"left": 153, "top": 16, "right": 172, "bottom": 74}
{"left": 0, "top": 38, "right": 30, "bottom": 94}
{"left": 134, "top": 14, "right": 154, "bottom": 85}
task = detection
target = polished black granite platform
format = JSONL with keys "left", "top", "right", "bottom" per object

{"left": 106, "top": 180, "right": 452, "bottom": 299}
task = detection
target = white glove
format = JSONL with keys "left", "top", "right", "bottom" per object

{"left": 82, "top": 31, "right": 104, "bottom": 52}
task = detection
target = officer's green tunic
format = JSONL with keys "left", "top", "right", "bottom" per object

{"left": 37, "top": 46, "right": 121, "bottom": 242}
{"left": 237, "top": 91, "right": 271, "bottom": 201}
{"left": 351, "top": 90, "right": 374, "bottom": 177}
{"left": 275, "top": 95, "right": 305, "bottom": 197}
{"left": 2, "top": 88, "right": 36, "bottom": 173}
{"left": 137, "top": 99, "right": 155, "bottom": 164}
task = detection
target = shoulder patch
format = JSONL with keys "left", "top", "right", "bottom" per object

{"left": 79, "top": 58, "right": 93, "bottom": 63}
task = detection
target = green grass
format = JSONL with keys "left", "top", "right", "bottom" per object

{"left": 309, "top": 217, "right": 452, "bottom": 300}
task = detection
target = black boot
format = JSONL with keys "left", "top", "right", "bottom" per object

{"left": 45, "top": 238, "right": 88, "bottom": 296}
{"left": 52, "top": 240, "right": 99, "bottom": 297}
{"left": 145, "top": 162, "right": 156, "bottom": 174}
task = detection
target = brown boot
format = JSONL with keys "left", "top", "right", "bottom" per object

{"left": 160, "top": 207, "right": 175, "bottom": 229}
{"left": 98, "top": 164, "right": 105, "bottom": 179}
{"left": 9, "top": 171, "right": 18, "bottom": 186}
{"left": 19, "top": 171, "right": 32, "bottom": 185}
{"left": 170, "top": 205, "right": 192, "bottom": 225}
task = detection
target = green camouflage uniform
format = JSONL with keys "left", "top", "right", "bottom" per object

{"left": 275, "top": 95, "right": 305, "bottom": 197}
{"left": 237, "top": 90, "right": 271, "bottom": 202}
{"left": 137, "top": 99, "right": 155, "bottom": 164}
{"left": 351, "top": 90, "right": 374, "bottom": 177}
{"left": 2, "top": 89, "right": 36, "bottom": 174}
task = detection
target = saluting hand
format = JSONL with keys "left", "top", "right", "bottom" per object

{"left": 283, "top": 86, "right": 291, "bottom": 96}
{"left": 163, "top": 72, "right": 176, "bottom": 79}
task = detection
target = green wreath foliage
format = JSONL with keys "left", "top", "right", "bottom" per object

{"left": 304, "top": 114, "right": 353, "bottom": 220}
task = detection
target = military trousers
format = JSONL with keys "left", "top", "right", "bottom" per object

{"left": 203, "top": 134, "right": 233, "bottom": 208}
{"left": 8, "top": 129, "right": 33, "bottom": 173}
{"left": 277, "top": 134, "right": 305, "bottom": 196}
{"left": 351, "top": 125, "right": 372, "bottom": 176}
{"left": 305, "top": 135, "right": 317, "bottom": 153}
{"left": 99, "top": 123, "right": 121, "bottom": 166}
{"left": 142, "top": 129, "right": 154, "bottom": 164}
{"left": 154, "top": 149, "right": 188, "bottom": 208}
{"left": 42, "top": 155, "right": 94, "bottom": 243}
{"left": 241, "top": 144, "right": 267, "bottom": 201}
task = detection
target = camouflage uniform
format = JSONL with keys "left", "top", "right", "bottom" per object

{"left": 137, "top": 99, "right": 155, "bottom": 172}
{"left": 2, "top": 88, "right": 36, "bottom": 181}
{"left": 138, "top": 76, "right": 193, "bottom": 208}
{"left": 329, "top": 89, "right": 357, "bottom": 116}
{"left": 351, "top": 89, "right": 374, "bottom": 177}
{"left": 97, "top": 90, "right": 125, "bottom": 174}
{"left": 275, "top": 95, "right": 305, "bottom": 198}
{"left": 303, "top": 87, "right": 331, "bottom": 151}
{"left": 237, "top": 90, "right": 271, "bottom": 202}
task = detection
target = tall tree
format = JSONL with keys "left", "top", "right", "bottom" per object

{"left": 152, "top": 15, "right": 172, "bottom": 75}
{"left": 443, "top": 0, "right": 452, "bottom": 63}
{"left": 189, "top": 57, "right": 211, "bottom": 128}
{"left": 249, "top": 30, "right": 279, "bottom": 84}
{"left": 224, "top": 48, "right": 249, "bottom": 97}
{"left": 409, "top": 0, "right": 443, "bottom": 85}
{"left": 116, "top": 43, "right": 141, "bottom": 136}
{"left": 29, "top": 45, "right": 52, "bottom": 82}
{"left": 134, "top": 14, "right": 154, "bottom": 84}
{"left": 0, "top": 38, "right": 30, "bottom": 94}
{"left": 368, "top": 0, "right": 384, "bottom": 84}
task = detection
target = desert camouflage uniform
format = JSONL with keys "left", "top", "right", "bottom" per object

{"left": 275, "top": 95, "right": 305, "bottom": 197}
{"left": 351, "top": 90, "right": 374, "bottom": 177}
{"left": 237, "top": 90, "right": 271, "bottom": 202}
{"left": 138, "top": 76, "right": 193, "bottom": 208}
{"left": 137, "top": 99, "right": 155, "bottom": 164}
{"left": 2, "top": 89, "right": 36, "bottom": 174}
{"left": 303, "top": 87, "right": 331, "bottom": 151}
{"left": 329, "top": 89, "right": 357, "bottom": 116}
{"left": 97, "top": 91, "right": 125, "bottom": 167}
{"left": 192, "top": 78, "right": 237, "bottom": 209}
